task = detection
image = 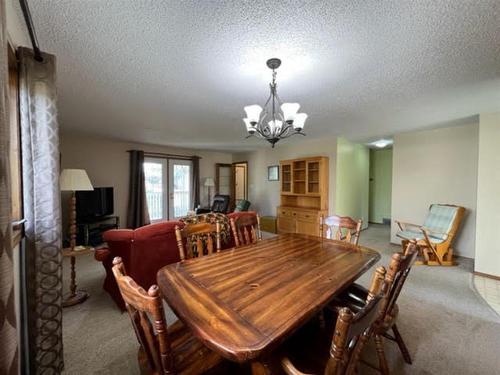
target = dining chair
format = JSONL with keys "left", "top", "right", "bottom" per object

{"left": 175, "top": 221, "right": 221, "bottom": 260}
{"left": 320, "top": 215, "right": 363, "bottom": 245}
{"left": 279, "top": 266, "right": 387, "bottom": 375}
{"left": 230, "top": 213, "right": 262, "bottom": 247}
{"left": 111, "top": 257, "right": 224, "bottom": 375}
{"left": 329, "top": 241, "right": 418, "bottom": 374}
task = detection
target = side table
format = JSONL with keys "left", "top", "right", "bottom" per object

{"left": 62, "top": 246, "right": 94, "bottom": 307}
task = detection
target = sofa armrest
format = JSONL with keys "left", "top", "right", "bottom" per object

{"left": 94, "top": 247, "right": 111, "bottom": 262}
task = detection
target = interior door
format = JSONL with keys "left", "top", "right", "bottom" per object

{"left": 234, "top": 165, "right": 246, "bottom": 200}
{"left": 168, "top": 159, "right": 192, "bottom": 219}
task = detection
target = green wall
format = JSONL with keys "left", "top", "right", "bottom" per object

{"left": 335, "top": 138, "right": 370, "bottom": 228}
{"left": 369, "top": 148, "right": 393, "bottom": 223}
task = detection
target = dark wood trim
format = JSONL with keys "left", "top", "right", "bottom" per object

{"left": 127, "top": 150, "right": 201, "bottom": 161}
{"left": 473, "top": 271, "right": 500, "bottom": 281}
{"left": 215, "top": 163, "right": 232, "bottom": 197}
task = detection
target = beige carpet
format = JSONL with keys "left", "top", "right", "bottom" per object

{"left": 61, "top": 225, "right": 500, "bottom": 374}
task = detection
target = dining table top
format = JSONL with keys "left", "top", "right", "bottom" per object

{"left": 157, "top": 233, "right": 380, "bottom": 363}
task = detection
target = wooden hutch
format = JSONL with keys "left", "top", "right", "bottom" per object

{"left": 277, "top": 156, "right": 329, "bottom": 236}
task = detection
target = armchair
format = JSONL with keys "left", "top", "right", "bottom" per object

{"left": 234, "top": 199, "right": 251, "bottom": 212}
{"left": 195, "top": 194, "right": 230, "bottom": 214}
{"left": 396, "top": 204, "right": 465, "bottom": 266}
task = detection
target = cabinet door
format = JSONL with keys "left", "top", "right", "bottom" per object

{"left": 281, "top": 163, "right": 292, "bottom": 193}
{"left": 306, "top": 160, "right": 320, "bottom": 195}
{"left": 296, "top": 219, "right": 319, "bottom": 236}
{"left": 278, "top": 216, "right": 296, "bottom": 233}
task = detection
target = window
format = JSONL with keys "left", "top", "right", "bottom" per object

{"left": 8, "top": 43, "right": 23, "bottom": 246}
{"left": 144, "top": 157, "right": 192, "bottom": 220}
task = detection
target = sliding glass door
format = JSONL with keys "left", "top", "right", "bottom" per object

{"left": 144, "top": 157, "right": 192, "bottom": 220}
{"left": 168, "top": 159, "right": 192, "bottom": 218}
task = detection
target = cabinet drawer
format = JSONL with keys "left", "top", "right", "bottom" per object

{"left": 278, "top": 208, "right": 297, "bottom": 217}
{"left": 296, "top": 220, "right": 319, "bottom": 236}
{"left": 277, "top": 217, "right": 296, "bottom": 233}
{"left": 297, "top": 211, "right": 317, "bottom": 223}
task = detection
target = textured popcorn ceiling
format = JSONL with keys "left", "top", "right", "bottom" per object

{"left": 24, "top": 1, "right": 500, "bottom": 150}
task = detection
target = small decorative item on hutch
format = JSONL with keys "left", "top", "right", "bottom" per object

{"left": 268, "top": 165, "right": 279, "bottom": 181}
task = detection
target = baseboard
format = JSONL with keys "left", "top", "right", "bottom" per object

{"left": 473, "top": 271, "right": 500, "bottom": 281}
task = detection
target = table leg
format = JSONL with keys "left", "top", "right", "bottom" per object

{"left": 62, "top": 255, "right": 89, "bottom": 307}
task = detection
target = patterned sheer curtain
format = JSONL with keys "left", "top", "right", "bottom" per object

{"left": 19, "top": 47, "right": 63, "bottom": 373}
{"left": 0, "top": 1, "right": 18, "bottom": 374}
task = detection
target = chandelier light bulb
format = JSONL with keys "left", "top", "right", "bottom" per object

{"left": 293, "top": 113, "right": 308, "bottom": 130}
{"left": 281, "top": 103, "right": 300, "bottom": 123}
{"left": 268, "top": 120, "right": 283, "bottom": 133}
{"left": 243, "top": 105, "right": 263, "bottom": 124}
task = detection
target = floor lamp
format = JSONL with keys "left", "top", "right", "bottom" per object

{"left": 60, "top": 169, "right": 93, "bottom": 307}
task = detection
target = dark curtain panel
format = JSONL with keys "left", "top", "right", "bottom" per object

{"left": 192, "top": 156, "right": 200, "bottom": 209}
{"left": 19, "top": 47, "right": 63, "bottom": 373}
{"left": 0, "top": 2, "right": 18, "bottom": 373}
{"left": 127, "top": 150, "right": 150, "bottom": 228}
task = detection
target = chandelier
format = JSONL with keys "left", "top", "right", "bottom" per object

{"left": 243, "top": 58, "right": 308, "bottom": 147}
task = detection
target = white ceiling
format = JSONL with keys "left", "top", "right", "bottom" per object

{"left": 23, "top": 1, "right": 500, "bottom": 151}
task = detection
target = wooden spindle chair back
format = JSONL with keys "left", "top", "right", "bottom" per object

{"left": 175, "top": 221, "right": 221, "bottom": 260}
{"left": 380, "top": 241, "right": 418, "bottom": 320}
{"left": 324, "top": 267, "right": 386, "bottom": 375}
{"left": 230, "top": 214, "right": 262, "bottom": 247}
{"left": 281, "top": 266, "right": 386, "bottom": 375}
{"left": 111, "top": 257, "right": 173, "bottom": 374}
{"left": 321, "top": 215, "right": 363, "bottom": 245}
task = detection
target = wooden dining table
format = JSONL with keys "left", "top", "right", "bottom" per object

{"left": 157, "top": 233, "right": 380, "bottom": 374}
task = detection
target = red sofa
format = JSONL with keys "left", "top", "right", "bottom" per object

{"left": 95, "top": 212, "right": 252, "bottom": 310}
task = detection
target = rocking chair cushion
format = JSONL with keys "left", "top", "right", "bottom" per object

{"left": 397, "top": 230, "right": 445, "bottom": 244}
{"left": 422, "top": 204, "right": 458, "bottom": 240}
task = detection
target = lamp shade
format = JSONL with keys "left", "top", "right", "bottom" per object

{"left": 60, "top": 169, "right": 94, "bottom": 191}
{"left": 281, "top": 103, "right": 300, "bottom": 122}
{"left": 293, "top": 113, "right": 308, "bottom": 130}
{"left": 204, "top": 177, "right": 215, "bottom": 187}
{"left": 243, "top": 105, "right": 263, "bottom": 124}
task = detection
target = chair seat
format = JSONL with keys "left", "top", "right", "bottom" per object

{"left": 397, "top": 230, "right": 445, "bottom": 244}
{"left": 139, "top": 320, "right": 224, "bottom": 375}
{"left": 329, "top": 283, "right": 399, "bottom": 330}
{"left": 278, "top": 319, "right": 335, "bottom": 374}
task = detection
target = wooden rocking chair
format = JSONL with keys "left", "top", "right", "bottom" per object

{"left": 395, "top": 204, "right": 465, "bottom": 266}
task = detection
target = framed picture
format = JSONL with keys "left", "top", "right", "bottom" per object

{"left": 268, "top": 165, "right": 279, "bottom": 181}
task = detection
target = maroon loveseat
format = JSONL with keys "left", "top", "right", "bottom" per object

{"left": 94, "top": 212, "right": 253, "bottom": 309}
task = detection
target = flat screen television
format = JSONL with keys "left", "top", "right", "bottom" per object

{"left": 76, "top": 187, "right": 114, "bottom": 222}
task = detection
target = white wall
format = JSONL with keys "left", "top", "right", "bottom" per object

{"left": 6, "top": 0, "right": 29, "bottom": 47}
{"left": 335, "top": 138, "right": 370, "bottom": 228}
{"left": 475, "top": 113, "right": 500, "bottom": 276}
{"left": 60, "top": 132, "right": 233, "bottom": 227}
{"left": 391, "top": 123, "right": 479, "bottom": 258}
{"left": 233, "top": 136, "right": 337, "bottom": 217}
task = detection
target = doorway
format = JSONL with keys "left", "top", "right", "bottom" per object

{"left": 215, "top": 162, "right": 248, "bottom": 210}
{"left": 368, "top": 148, "right": 393, "bottom": 225}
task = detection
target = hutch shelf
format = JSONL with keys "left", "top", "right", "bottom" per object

{"left": 277, "top": 156, "right": 329, "bottom": 236}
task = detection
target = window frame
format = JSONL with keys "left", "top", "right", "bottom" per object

{"left": 8, "top": 42, "right": 23, "bottom": 246}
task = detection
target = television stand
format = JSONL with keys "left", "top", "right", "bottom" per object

{"left": 77, "top": 216, "right": 120, "bottom": 247}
